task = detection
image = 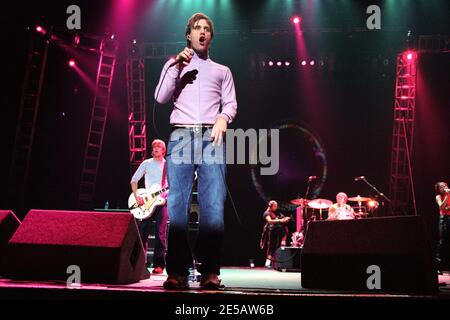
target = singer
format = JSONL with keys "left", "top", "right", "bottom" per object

{"left": 155, "top": 13, "right": 238, "bottom": 290}
{"left": 435, "top": 181, "right": 450, "bottom": 271}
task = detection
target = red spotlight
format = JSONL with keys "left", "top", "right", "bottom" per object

{"left": 73, "top": 34, "right": 80, "bottom": 46}
{"left": 301, "top": 60, "right": 307, "bottom": 66}
{"left": 310, "top": 60, "right": 315, "bottom": 66}
{"left": 404, "top": 51, "right": 415, "bottom": 61}
{"left": 68, "top": 60, "right": 76, "bottom": 67}
{"left": 36, "top": 25, "right": 46, "bottom": 35}
{"left": 291, "top": 16, "right": 301, "bottom": 25}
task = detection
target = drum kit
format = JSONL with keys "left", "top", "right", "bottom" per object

{"left": 290, "top": 195, "right": 379, "bottom": 221}
{"left": 289, "top": 194, "right": 380, "bottom": 247}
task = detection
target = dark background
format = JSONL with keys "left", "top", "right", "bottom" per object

{"left": 1, "top": 0, "right": 449, "bottom": 266}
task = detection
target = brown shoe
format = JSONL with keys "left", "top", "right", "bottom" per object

{"left": 200, "top": 273, "right": 223, "bottom": 290}
{"left": 163, "top": 274, "right": 189, "bottom": 290}
{"left": 152, "top": 267, "right": 164, "bottom": 274}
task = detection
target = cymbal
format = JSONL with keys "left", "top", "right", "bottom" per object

{"left": 290, "top": 198, "right": 309, "bottom": 205}
{"left": 308, "top": 198, "right": 333, "bottom": 209}
{"left": 348, "top": 196, "right": 372, "bottom": 202}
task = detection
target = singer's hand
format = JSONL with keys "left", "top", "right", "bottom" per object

{"left": 211, "top": 117, "right": 227, "bottom": 147}
{"left": 175, "top": 47, "right": 194, "bottom": 68}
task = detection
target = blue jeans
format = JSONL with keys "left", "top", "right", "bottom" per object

{"left": 136, "top": 205, "right": 168, "bottom": 268}
{"left": 165, "top": 128, "right": 226, "bottom": 276}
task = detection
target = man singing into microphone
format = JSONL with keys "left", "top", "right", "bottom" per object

{"left": 154, "top": 13, "right": 237, "bottom": 290}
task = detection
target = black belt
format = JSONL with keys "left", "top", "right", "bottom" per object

{"left": 171, "top": 125, "right": 213, "bottom": 133}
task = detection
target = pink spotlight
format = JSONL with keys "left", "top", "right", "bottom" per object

{"left": 404, "top": 51, "right": 415, "bottom": 61}
{"left": 268, "top": 61, "right": 274, "bottom": 67}
{"left": 276, "top": 61, "right": 282, "bottom": 66}
{"left": 285, "top": 61, "right": 291, "bottom": 67}
{"left": 68, "top": 60, "right": 76, "bottom": 67}
{"left": 36, "top": 26, "right": 46, "bottom": 35}
{"left": 301, "top": 60, "right": 307, "bottom": 66}
{"left": 310, "top": 60, "right": 315, "bottom": 66}
{"left": 291, "top": 16, "right": 301, "bottom": 25}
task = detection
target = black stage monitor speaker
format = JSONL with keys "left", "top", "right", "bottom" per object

{"left": 274, "top": 246, "right": 302, "bottom": 272}
{"left": 0, "top": 210, "right": 21, "bottom": 273}
{"left": 301, "top": 216, "right": 438, "bottom": 293}
{"left": 3, "top": 210, "right": 147, "bottom": 284}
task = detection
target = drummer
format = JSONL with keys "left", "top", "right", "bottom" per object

{"left": 327, "top": 192, "right": 355, "bottom": 220}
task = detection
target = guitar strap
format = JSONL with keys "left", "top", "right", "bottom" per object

{"left": 161, "top": 159, "right": 167, "bottom": 189}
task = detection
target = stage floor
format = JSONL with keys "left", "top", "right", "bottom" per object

{"left": 1, "top": 267, "right": 449, "bottom": 301}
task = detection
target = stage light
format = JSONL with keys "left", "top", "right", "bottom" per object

{"left": 310, "top": 60, "right": 315, "bottom": 66}
{"left": 404, "top": 51, "right": 415, "bottom": 62}
{"left": 110, "top": 34, "right": 115, "bottom": 40}
{"left": 276, "top": 61, "right": 282, "bottom": 66}
{"left": 68, "top": 59, "right": 76, "bottom": 67}
{"left": 268, "top": 61, "right": 274, "bottom": 67}
{"left": 132, "top": 39, "right": 137, "bottom": 44}
{"left": 35, "top": 25, "right": 46, "bottom": 35}
{"left": 368, "top": 200, "right": 379, "bottom": 209}
{"left": 73, "top": 34, "right": 80, "bottom": 46}
{"left": 285, "top": 61, "right": 291, "bottom": 67}
{"left": 291, "top": 16, "right": 301, "bottom": 25}
{"left": 301, "top": 60, "right": 307, "bottom": 66}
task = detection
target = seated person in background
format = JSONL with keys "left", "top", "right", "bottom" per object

{"left": 260, "top": 200, "right": 291, "bottom": 268}
{"left": 328, "top": 192, "right": 355, "bottom": 220}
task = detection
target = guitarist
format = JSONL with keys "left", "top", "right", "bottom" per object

{"left": 260, "top": 200, "right": 291, "bottom": 269}
{"left": 130, "top": 139, "right": 169, "bottom": 274}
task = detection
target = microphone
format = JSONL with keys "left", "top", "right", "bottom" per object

{"left": 169, "top": 56, "right": 184, "bottom": 67}
{"left": 354, "top": 176, "right": 365, "bottom": 181}
{"left": 308, "top": 176, "right": 317, "bottom": 181}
